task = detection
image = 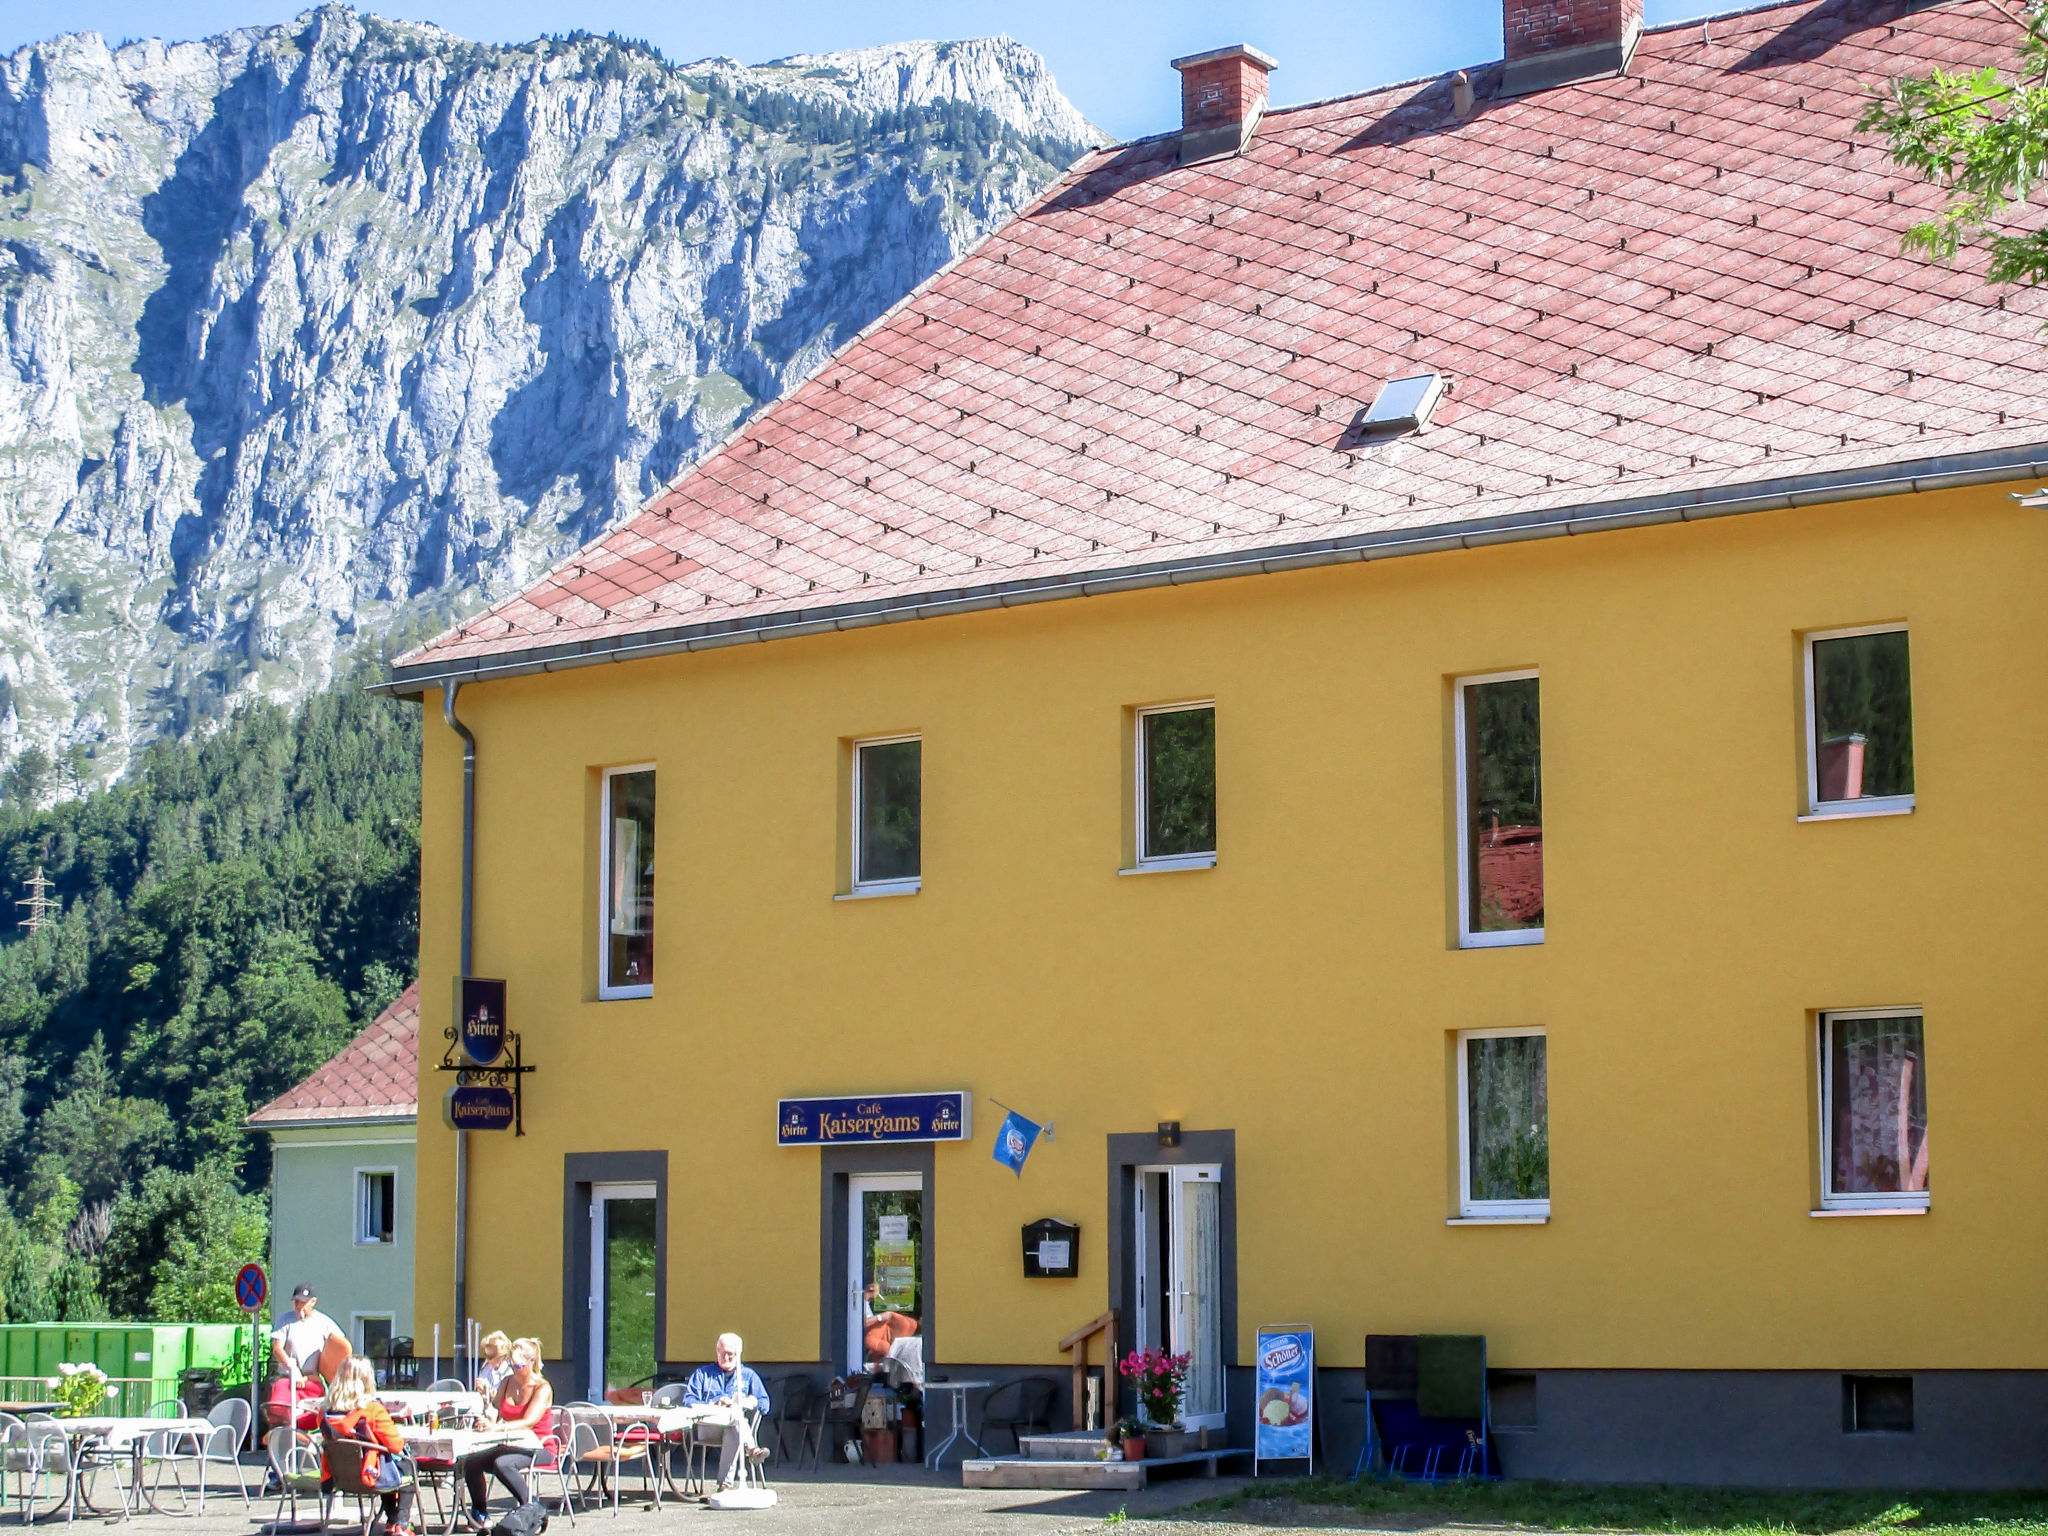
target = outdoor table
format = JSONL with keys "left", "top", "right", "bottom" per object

{"left": 919, "top": 1381, "right": 992, "bottom": 1469}
{"left": 377, "top": 1389, "right": 485, "bottom": 1423}
{"left": 398, "top": 1425, "right": 541, "bottom": 1535}
{"left": 58, "top": 1416, "right": 216, "bottom": 1517}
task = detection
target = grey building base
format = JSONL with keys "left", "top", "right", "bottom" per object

{"left": 1310, "top": 1368, "right": 2048, "bottom": 1488}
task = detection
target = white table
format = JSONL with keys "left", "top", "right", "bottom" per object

{"left": 397, "top": 1424, "right": 539, "bottom": 1464}
{"left": 379, "top": 1390, "right": 484, "bottom": 1422}
{"left": 920, "top": 1382, "right": 992, "bottom": 1469}
{"left": 48, "top": 1417, "right": 216, "bottom": 1518}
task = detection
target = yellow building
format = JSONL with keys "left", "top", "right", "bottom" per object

{"left": 384, "top": 0, "right": 2048, "bottom": 1485}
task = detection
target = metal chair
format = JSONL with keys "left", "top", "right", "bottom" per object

{"left": 761, "top": 1377, "right": 812, "bottom": 1464}
{"left": 528, "top": 1417, "right": 577, "bottom": 1526}
{"left": 563, "top": 1412, "right": 656, "bottom": 1515}
{"left": 265, "top": 1426, "right": 328, "bottom": 1533}
{"left": 322, "top": 1431, "right": 418, "bottom": 1536}
{"left": 800, "top": 1376, "right": 873, "bottom": 1470}
{"left": 1, "top": 1414, "right": 70, "bottom": 1525}
{"left": 978, "top": 1377, "right": 1060, "bottom": 1455}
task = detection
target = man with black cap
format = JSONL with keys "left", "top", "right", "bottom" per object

{"left": 272, "top": 1284, "right": 347, "bottom": 1382}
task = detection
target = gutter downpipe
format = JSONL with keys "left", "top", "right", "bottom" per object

{"left": 442, "top": 679, "right": 476, "bottom": 1385}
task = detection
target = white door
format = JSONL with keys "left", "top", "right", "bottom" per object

{"left": 588, "top": 1182, "right": 657, "bottom": 1400}
{"left": 1132, "top": 1164, "right": 1225, "bottom": 1431}
{"left": 847, "top": 1174, "right": 925, "bottom": 1373}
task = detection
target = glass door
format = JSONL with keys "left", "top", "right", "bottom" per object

{"left": 1132, "top": 1164, "right": 1224, "bottom": 1431}
{"left": 847, "top": 1174, "right": 924, "bottom": 1373}
{"left": 589, "top": 1183, "right": 657, "bottom": 1400}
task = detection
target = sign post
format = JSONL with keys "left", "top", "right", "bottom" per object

{"left": 236, "top": 1262, "right": 268, "bottom": 1446}
{"left": 1253, "top": 1324, "right": 1314, "bottom": 1475}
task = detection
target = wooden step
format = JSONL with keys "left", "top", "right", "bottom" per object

{"left": 1017, "top": 1431, "right": 1116, "bottom": 1461}
{"left": 960, "top": 1455, "right": 1142, "bottom": 1490}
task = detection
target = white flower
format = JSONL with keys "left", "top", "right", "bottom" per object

{"left": 103, "top": 1384, "right": 117, "bottom": 1398}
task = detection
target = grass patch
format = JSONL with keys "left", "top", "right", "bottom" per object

{"left": 1177, "top": 1477, "right": 2048, "bottom": 1535}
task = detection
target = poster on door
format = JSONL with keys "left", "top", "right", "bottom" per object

{"left": 872, "top": 1215, "right": 917, "bottom": 1312}
{"left": 1253, "top": 1326, "right": 1314, "bottom": 1471}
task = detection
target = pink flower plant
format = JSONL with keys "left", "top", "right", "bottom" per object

{"left": 1117, "top": 1347, "right": 1191, "bottom": 1429}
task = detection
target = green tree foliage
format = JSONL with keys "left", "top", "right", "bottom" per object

{"left": 0, "top": 658, "right": 419, "bottom": 1318}
{"left": 1860, "top": 2, "right": 2048, "bottom": 285}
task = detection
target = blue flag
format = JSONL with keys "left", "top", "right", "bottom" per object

{"left": 992, "top": 1109, "right": 1041, "bottom": 1176}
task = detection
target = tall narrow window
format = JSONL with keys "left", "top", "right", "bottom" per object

{"left": 600, "top": 766, "right": 656, "bottom": 998}
{"left": 1820, "top": 1010, "right": 1929, "bottom": 1211}
{"left": 1457, "top": 671, "right": 1543, "bottom": 946}
{"left": 854, "top": 736, "right": 921, "bottom": 893}
{"left": 1806, "top": 626, "right": 1913, "bottom": 814}
{"left": 356, "top": 1170, "right": 396, "bottom": 1245}
{"left": 1458, "top": 1029, "right": 1549, "bottom": 1219}
{"left": 1137, "top": 703, "right": 1217, "bottom": 868}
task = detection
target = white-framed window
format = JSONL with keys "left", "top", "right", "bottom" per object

{"left": 1804, "top": 625, "right": 1913, "bottom": 817}
{"left": 599, "top": 764, "right": 656, "bottom": 998}
{"left": 1818, "top": 1008, "right": 1929, "bottom": 1212}
{"left": 1455, "top": 670, "right": 1543, "bottom": 947}
{"left": 355, "top": 1168, "right": 397, "bottom": 1245}
{"left": 1456, "top": 1027, "right": 1550, "bottom": 1220}
{"left": 1135, "top": 702, "right": 1217, "bottom": 870}
{"left": 852, "top": 735, "right": 922, "bottom": 894}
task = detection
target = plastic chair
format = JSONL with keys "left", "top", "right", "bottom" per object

{"left": 1, "top": 1414, "right": 70, "bottom": 1525}
{"left": 425, "top": 1379, "right": 467, "bottom": 1394}
{"left": 978, "top": 1378, "right": 1058, "bottom": 1455}
{"left": 195, "top": 1399, "right": 251, "bottom": 1506}
{"left": 323, "top": 1431, "right": 417, "bottom": 1536}
{"left": 265, "top": 1426, "right": 328, "bottom": 1533}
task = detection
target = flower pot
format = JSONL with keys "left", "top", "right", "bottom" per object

{"left": 862, "top": 1427, "right": 899, "bottom": 1464}
{"left": 1121, "top": 1434, "right": 1147, "bottom": 1461}
{"left": 1147, "top": 1427, "right": 1186, "bottom": 1459}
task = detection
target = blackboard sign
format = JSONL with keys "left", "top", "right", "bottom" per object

{"left": 1022, "top": 1218, "right": 1080, "bottom": 1278}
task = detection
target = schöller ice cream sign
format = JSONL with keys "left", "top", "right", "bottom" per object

{"left": 776, "top": 1093, "right": 972, "bottom": 1145}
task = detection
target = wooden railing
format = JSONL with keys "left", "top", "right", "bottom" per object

{"left": 1057, "top": 1309, "right": 1118, "bottom": 1431}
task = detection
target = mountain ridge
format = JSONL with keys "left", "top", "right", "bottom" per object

{"left": 0, "top": 7, "right": 1097, "bottom": 794}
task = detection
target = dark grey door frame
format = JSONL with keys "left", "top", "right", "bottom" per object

{"left": 1105, "top": 1130, "right": 1238, "bottom": 1420}
{"left": 562, "top": 1151, "right": 669, "bottom": 1396}
{"left": 818, "top": 1142, "right": 937, "bottom": 1373}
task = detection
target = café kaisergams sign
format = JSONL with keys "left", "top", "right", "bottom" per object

{"left": 776, "top": 1092, "right": 972, "bottom": 1146}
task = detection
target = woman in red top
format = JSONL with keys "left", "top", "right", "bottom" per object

{"left": 323, "top": 1357, "right": 417, "bottom": 1536}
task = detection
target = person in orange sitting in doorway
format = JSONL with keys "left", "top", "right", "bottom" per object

{"left": 861, "top": 1282, "right": 918, "bottom": 1364}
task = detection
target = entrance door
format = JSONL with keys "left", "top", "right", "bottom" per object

{"left": 847, "top": 1174, "right": 924, "bottom": 1374}
{"left": 589, "top": 1182, "right": 657, "bottom": 1400}
{"left": 1133, "top": 1165, "right": 1224, "bottom": 1431}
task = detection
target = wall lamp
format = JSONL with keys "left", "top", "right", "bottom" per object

{"left": 1157, "top": 1121, "right": 1181, "bottom": 1148}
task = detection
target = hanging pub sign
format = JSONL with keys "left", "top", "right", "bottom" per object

{"left": 1022, "top": 1218, "right": 1079, "bottom": 1278}
{"left": 445, "top": 1084, "right": 515, "bottom": 1131}
{"left": 437, "top": 976, "right": 533, "bottom": 1134}
{"left": 775, "top": 1092, "right": 972, "bottom": 1146}
{"left": 459, "top": 977, "right": 508, "bottom": 1066}
{"left": 1253, "top": 1324, "right": 1315, "bottom": 1473}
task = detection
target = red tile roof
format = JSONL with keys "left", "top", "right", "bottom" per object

{"left": 393, "top": 0, "right": 2047, "bottom": 687}
{"left": 247, "top": 984, "right": 419, "bottom": 1126}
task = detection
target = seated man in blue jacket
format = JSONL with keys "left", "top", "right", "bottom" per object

{"left": 681, "top": 1333, "right": 772, "bottom": 1494}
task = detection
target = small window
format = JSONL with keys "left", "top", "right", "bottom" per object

{"left": 1456, "top": 671, "right": 1543, "bottom": 946}
{"left": 356, "top": 1170, "right": 396, "bottom": 1245}
{"left": 1136, "top": 703, "right": 1216, "bottom": 868}
{"left": 1457, "top": 1028, "right": 1549, "bottom": 1219}
{"left": 357, "top": 1316, "right": 394, "bottom": 1361}
{"left": 854, "top": 736, "right": 921, "bottom": 893}
{"left": 1820, "top": 1010, "right": 1929, "bottom": 1211}
{"left": 600, "top": 766, "right": 656, "bottom": 998}
{"left": 1843, "top": 1374, "right": 1913, "bottom": 1433}
{"left": 1806, "top": 626, "right": 1913, "bottom": 814}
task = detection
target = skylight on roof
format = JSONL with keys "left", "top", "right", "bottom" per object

{"left": 1360, "top": 372, "right": 1446, "bottom": 434}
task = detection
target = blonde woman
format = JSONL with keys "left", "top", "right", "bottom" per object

{"left": 461, "top": 1338, "right": 553, "bottom": 1530}
{"left": 322, "top": 1357, "right": 417, "bottom": 1536}
{"left": 474, "top": 1333, "right": 512, "bottom": 1398}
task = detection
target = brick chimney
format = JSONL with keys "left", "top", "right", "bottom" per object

{"left": 1170, "top": 45, "right": 1277, "bottom": 166}
{"left": 1501, "top": 0, "right": 1642, "bottom": 96}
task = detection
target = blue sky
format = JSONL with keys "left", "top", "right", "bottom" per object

{"left": 2, "top": 0, "right": 1714, "bottom": 142}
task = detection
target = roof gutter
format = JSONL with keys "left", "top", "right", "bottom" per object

{"left": 374, "top": 440, "right": 2048, "bottom": 698}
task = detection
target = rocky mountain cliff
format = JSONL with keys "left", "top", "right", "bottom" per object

{"left": 0, "top": 9, "right": 1097, "bottom": 790}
